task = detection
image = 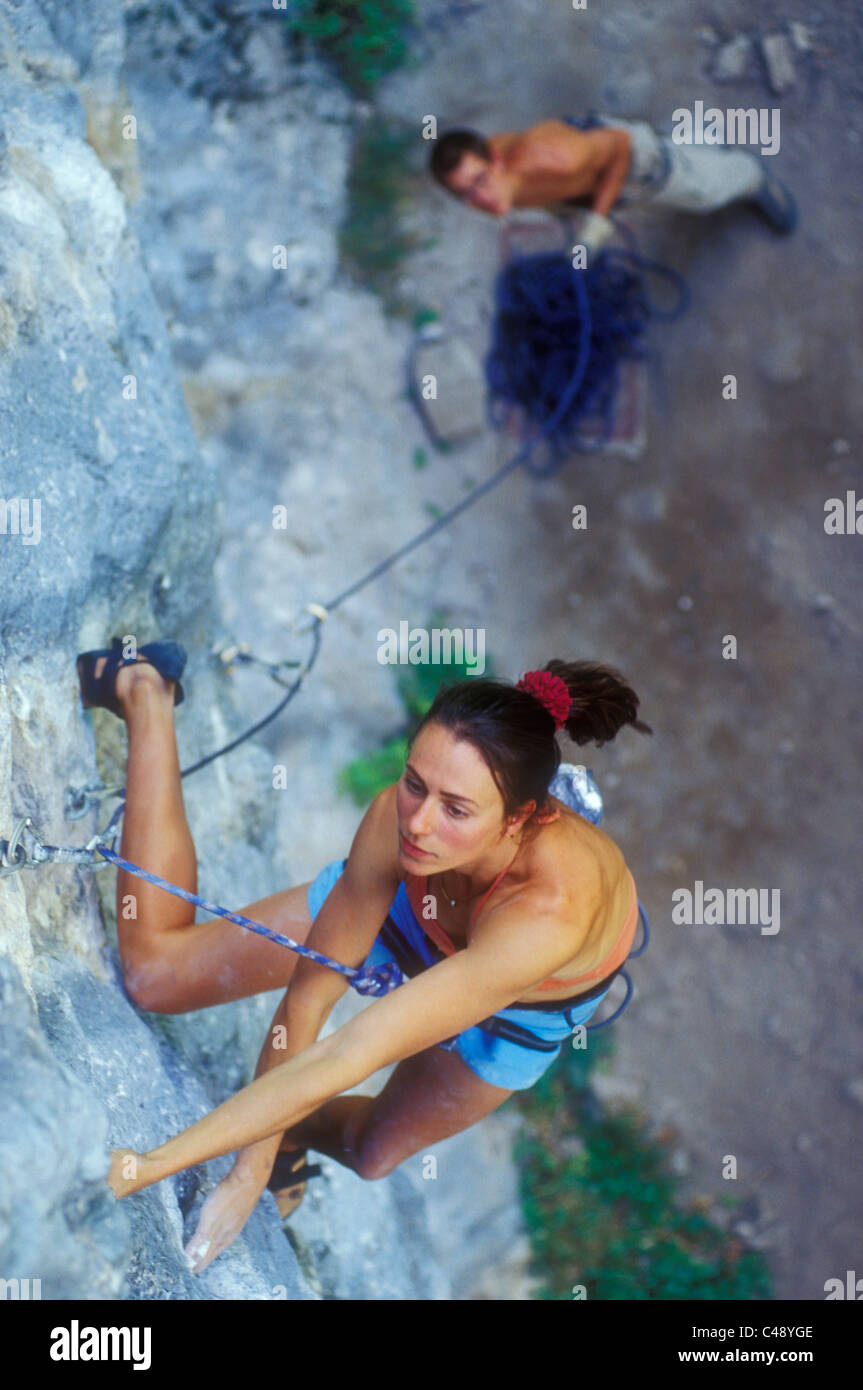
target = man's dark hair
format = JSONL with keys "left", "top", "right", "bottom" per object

{"left": 428, "top": 129, "right": 491, "bottom": 188}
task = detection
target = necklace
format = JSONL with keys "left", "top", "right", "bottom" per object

{"left": 439, "top": 840, "right": 522, "bottom": 910}
{"left": 439, "top": 873, "right": 483, "bottom": 909}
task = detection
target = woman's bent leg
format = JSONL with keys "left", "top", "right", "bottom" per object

{"left": 279, "top": 1046, "right": 513, "bottom": 1180}
{"left": 110, "top": 663, "right": 320, "bottom": 1013}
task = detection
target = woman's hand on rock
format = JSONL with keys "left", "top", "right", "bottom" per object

{"left": 184, "top": 1165, "right": 267, "bottom": 1275}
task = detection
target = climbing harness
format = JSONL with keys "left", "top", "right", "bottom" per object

{"left": 2, "top": 239, "right": 668, "bottom": 1014}
{"left": 380, "top": 897, "right": 650, "bottom": 1045}
{"left": 583, "top": 901, "right": 650, "bottom": 1032}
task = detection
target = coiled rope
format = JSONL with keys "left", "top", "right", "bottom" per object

{"left": 486, "top": 247, "right": 689, "bottom": 474}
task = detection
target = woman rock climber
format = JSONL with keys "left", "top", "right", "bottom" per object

{"left": 77, "top": 640, "right": 651, "bottom": 1273}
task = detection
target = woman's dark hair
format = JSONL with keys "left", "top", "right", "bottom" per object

{"left": 409, "top": 661, "right": 652, "bottom": 820}
{"left": 429, "top": 129, "right": 492, "bottom": 186}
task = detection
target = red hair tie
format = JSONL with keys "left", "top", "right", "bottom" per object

{"left": 516, "top": 670, "right": 571, "bottom": 729}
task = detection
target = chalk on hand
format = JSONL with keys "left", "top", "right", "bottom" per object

{"left": 186, "top": 1238, "right": 210, "bottom": 1268}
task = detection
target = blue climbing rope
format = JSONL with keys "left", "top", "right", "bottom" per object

{"left": 97, "top": 845, "right": 404, "bottom": 997}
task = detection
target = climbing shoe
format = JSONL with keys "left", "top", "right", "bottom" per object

{"left": 77, "top": 637, "right": 187, "bottom": 717}
{"left": 267, "top": 1149, "right": 323, "bottom": 1221}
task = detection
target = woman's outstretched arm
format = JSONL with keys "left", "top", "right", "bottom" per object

{"left": 108, "top": 882, "right": 581, "bottom": 1197}
{"left": 109, "top": 1030, "right": 356, "bottom": 1195}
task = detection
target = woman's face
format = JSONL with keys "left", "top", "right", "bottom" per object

{"left": 395, "top": 721, "right": 518, "bottom": 875}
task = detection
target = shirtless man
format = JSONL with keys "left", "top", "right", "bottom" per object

{"left": 429, "top": 116, "right": 796, "bottom": 247}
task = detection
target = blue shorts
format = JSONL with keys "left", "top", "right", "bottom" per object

{"left": 307, "top": 858, "right": 611, "bottom": 1090}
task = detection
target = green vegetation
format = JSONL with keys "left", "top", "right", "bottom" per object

{"left": 283, "top": 0, "right": 416, "bottom": 95}
{"left": 338, "top": 115, "right": 432, "bottom": 317}
{"left": 514, "top": 1035, "right": 773, "bottom": 1300}
{"left": 337, "top": 618, "right": 494, "bottom": 805}
{"left": 338, "top": 735, "right": 409, "bottom": 806}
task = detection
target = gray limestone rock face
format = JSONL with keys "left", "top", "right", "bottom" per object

{"left": 0, "top": 957, "right": 129, "bottom": 1300}
{"left": 0, "top": 0, "right": 319, "bottom": 1302}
